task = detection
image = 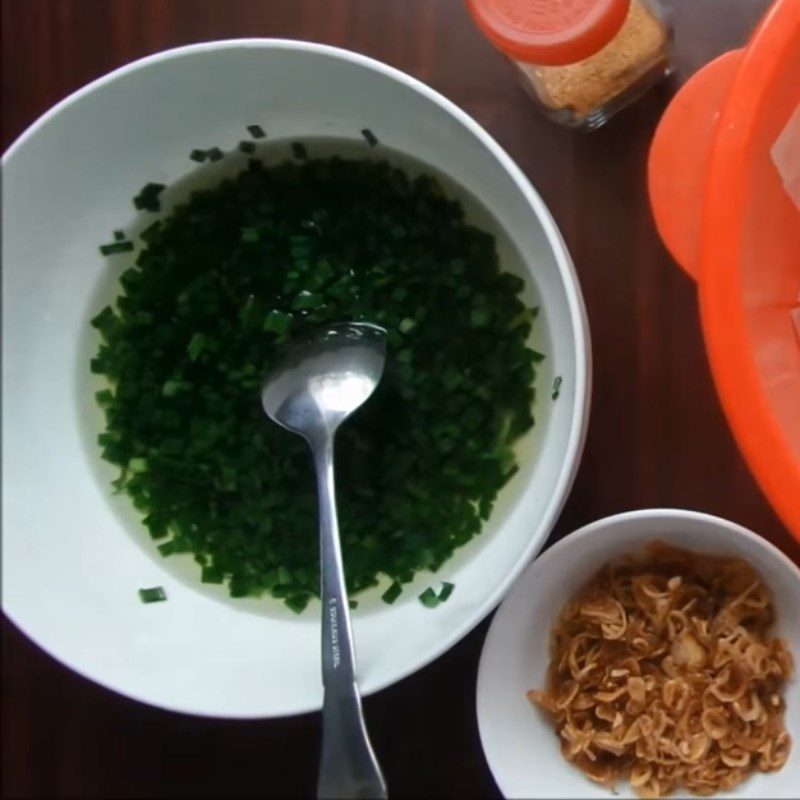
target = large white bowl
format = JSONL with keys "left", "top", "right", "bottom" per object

{"left": 477, "top": 509, "right": 800, "bottom": 799}
{"left": 2, "top": 40, "right": 590, "bottom": 718}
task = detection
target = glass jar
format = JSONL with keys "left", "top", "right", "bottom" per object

{"left": 467, "top": 0, "right": 673, "bottom": 130}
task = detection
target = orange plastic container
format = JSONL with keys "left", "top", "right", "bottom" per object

{"left": 649, "top": 0, "right": 800, "bottom": 542}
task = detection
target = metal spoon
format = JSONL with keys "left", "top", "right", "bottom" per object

{"left": 261, "top": 322, "right": 388, "bottom": 800}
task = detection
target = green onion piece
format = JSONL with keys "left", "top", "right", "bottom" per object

{"left": 90, "top": 306, "right": 116, "bottom": 333}
{"left": 162, "top": 378, "right": 184, "bottom": 397}
{"left": 201, "top": 566, "right": 224, "bottom": 584}
{"left": 190, "top": 149, "right": 208, "bottom": 162}
{"left": 142, "top": 513, "right": 169, "bottom": 540}
{"left": 158, "top": 538, "right": 190, "bottom": 556}
{"left": 381, "top": 581, "right": 402, "bottom": 604}
{"left": 93, "top": 155, "right": 540, "bottom": 611}
{"left": 100, "top": 241, "right": 134, "bottom": 256}
{"left": 133, "top": 182, "right": 166, "bottom": 212}
{"left": 138, "top": 586, "right": 167, "bottom": 603}
{"left": 261, "top": 569, "right": 280, "bottom": 590}
{"left": 418, "top": 587, "right": 440, "bottom": 608}
{"left": 438, "top": 581, "right": 455, "bottom": 603}
{"left": 291, "top": 291, "right": 322, "bottom": 310}
{"left": 361, "top": 128, "right": 379, "bottom": 147}
{"left": 508, "top": 308, "right": 536, "bottom": 332}
{"left": 238, "top": 140, "right": 256, "bottom": 154}
{"left": 113, "top": 230, "right": 125, "bottom": 242}
{"left": 285, "top": 594, "right": 310, "bottom": 614}
{"left": 229, "top": 576, "right": 250, "bottom": 597}
{"left": 140, "top": 221, "right": 162, "bottom": 242}
{"left": 291, "top": 142, "right": 307, "bottom": 160}
{"left": 206, "top": 147, "right": 224, "bottom": 162}
{"left": 386, "top": 330, "right": 402, "bottom": 349}
{"left": 263, "top": 310, "right": 292, "bottom": 335}
{"left": 552, "top": 375, "right": 563, "bottom": 400}
{"left": 277, "top": 566, "right": 292, "bottom": 585}
{"left": 247, "top": 124, "right": 266, "bottom": 139}
{"left": 470, "top": 309, "right": 491, "bottom": 328}
{"left": 240, "top": 227, "right": 259, "bottom": 243}
{"left": 187, "top": 332, "right": 206, "bottom": 361}
{"left": 530, "top": 349, "right": 546, "bottom": 363}
{"left": 349, "top": 599, "right": 359, "bottom": 610}
{"left": 97, "top": 431, "right": 121, "bottom": 447}
{"left": 157, "top": 541, "right": 173, "bottom": 556}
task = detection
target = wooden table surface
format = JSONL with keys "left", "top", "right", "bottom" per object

{"left": 3, "top": 1, "right": 798, "bottom": 798}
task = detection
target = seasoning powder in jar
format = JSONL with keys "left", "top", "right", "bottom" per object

{"left": 467, "top": 0, "right": 672, "bottom": 130}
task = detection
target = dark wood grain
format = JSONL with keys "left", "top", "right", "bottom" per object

{"left": 3, "top": 1, "right": 797, "bottom": 798}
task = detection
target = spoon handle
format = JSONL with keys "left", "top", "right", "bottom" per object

{"left": 312, "top": 437, "right": 387, "bottom": 800}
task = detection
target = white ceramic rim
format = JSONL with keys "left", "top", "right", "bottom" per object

{"left": 476, "top": 507, "right": 800, "bottom": 796}
{"left": 2, "top": 39, "right": 592, "bottom": 716}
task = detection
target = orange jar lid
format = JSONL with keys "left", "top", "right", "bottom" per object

{"left": 467, "top": 0, "right": 631, "bottom": 66}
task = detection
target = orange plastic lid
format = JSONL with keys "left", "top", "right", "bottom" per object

{"left": 467, "top": 0, "right": 630, "bottom": 66}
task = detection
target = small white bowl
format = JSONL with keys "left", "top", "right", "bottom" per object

{"left": 477, "top": 509, "right": 800, "bottom": 799}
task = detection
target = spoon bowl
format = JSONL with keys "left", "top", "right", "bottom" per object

{"left": 261, "top": 323, "right": 387, "bottom": 441}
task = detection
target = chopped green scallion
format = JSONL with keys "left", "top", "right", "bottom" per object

{"left": 133, "top": 182, "right": 166, "bottom": 212}
{"left": 263, "top": 310, "right": 292, "bottom": 335}
{"left": 418, "top": 588, "right": 440, "bottom": 608}
{"left": 94, "top": 155, "right": 540, "bottom": 611}
{"left": 100, "top": 241, "right": 134, "bottom": 256}
{"left": 381, "top": 581, "right": 402, "bottom": 604}
{"left": 187, "top": 332, "right": 206, "bottom": 361}
{"left": 438, "top": 582, "right": 455, "bottom": 603}
{"left": 285, "top": 594, "right": 310, "bottom": 614}
{"left": 361, "top": 128, "right": 379, "bottom": 147}
{"left": 94, "top": 389, "right": 114, "bottom": 406}
{"left": 201, "top": 566, "right": 225, "bottom": 584}
{"left": 138, "top": 586, "right": 167, "bottom": 603}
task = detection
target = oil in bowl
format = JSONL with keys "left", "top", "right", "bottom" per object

{"left": 81, "top": 135, "right": 554, "bottom": 619}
